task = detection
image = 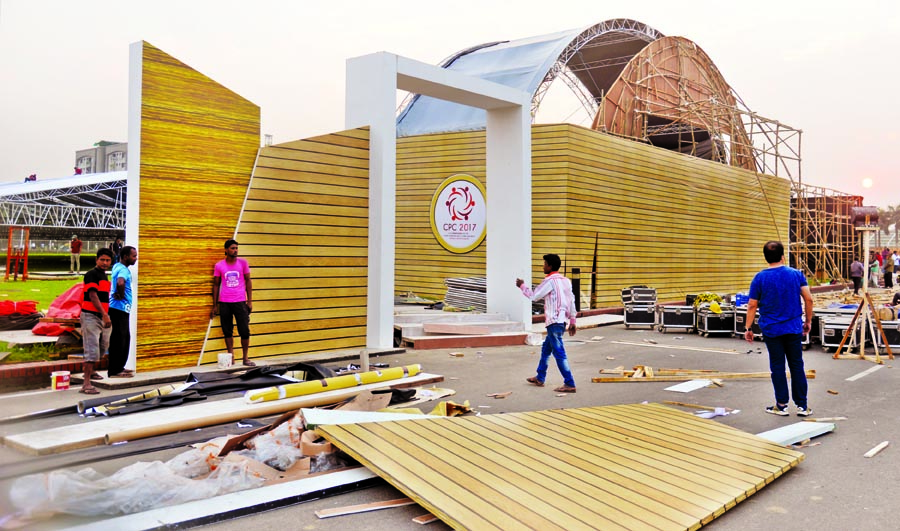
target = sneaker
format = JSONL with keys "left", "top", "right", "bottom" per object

{"left": 765, "top": 404, "right": 789, "bottom": 416}
{"left": 796, "top": 406, "right": 813, "bottom": 417}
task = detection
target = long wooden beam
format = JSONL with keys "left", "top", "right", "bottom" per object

{"left": 592, "top": 370, "right": 815, "bottom": 383}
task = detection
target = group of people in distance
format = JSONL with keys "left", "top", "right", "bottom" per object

{"left": 78, "top": 238, "right": 254, "bottom": 394}
{"left": 849, "top": 247, "right": 900, "bottom": 294}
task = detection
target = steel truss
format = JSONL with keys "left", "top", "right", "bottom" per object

{"left": 532, "top": 19, "right": 662, "bottom": 122}
{"left": 1, "top": 180, "right": 126, "bottom": 209}
{"left": 0, "top": 203, "right": 124, "bottom": 229}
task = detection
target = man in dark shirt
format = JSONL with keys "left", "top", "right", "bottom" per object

{"left": 80, "top": 248, "right": 114, "bottom": 394}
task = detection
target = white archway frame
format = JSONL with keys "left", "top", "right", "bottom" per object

{"left": 346, "top": 52, "right": 533, "bottom": 348}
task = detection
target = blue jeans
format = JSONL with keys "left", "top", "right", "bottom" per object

{"left": 536, "top": 323, "right": 575, "bottom": 387}
{"left": 763, "top": 333, "right": 807, "bottom": 408}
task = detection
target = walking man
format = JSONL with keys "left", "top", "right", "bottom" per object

{"left": 80, "top": 248, "right": 114, "bottom": 394}
{"left": 516, "top": 253, "right": 577, "bottom": 393}
{"left": 744, "top": 241, "right": 814, "bottom": 416}
{"left": 69, "top": 235, "right": 83, "bottom": 274}
{"left": 108, "top": 246, "right": 137, "bottom": 378}
{"left": 211, "top": 239, "right": 255, "bottom": 366}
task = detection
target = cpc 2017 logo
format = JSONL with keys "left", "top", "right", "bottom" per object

{"left": 430, "top": 174, "right": 486, "bottom": 254}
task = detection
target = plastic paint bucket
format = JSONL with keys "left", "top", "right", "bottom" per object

{"left": 51, "top": 371, "right": 70, "bottom": 390}
{"left": 217, "top": 353, "right": 233, "bottom": 369}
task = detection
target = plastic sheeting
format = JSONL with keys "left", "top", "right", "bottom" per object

{"left": 397, "top": 28, "right": 581, "bottom": 137}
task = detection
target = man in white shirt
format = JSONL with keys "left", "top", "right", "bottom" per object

{"left": 516, "top": 253, "right": 578, "bottom": 393}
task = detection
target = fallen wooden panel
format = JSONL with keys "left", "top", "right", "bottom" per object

{"left": 319, "top": 403, "right": 805, "bottom": 531}
{"left": 3, "top": 373, "right": 443, "bottom": 456}
{"left": 422, "top": 323, "right": 490, "bottom": 335}
{"left": 59, "top": 467, "right": 379, "bottom": 531}
{"left": 755, "top": 421, "right": 835, "bottom": 446}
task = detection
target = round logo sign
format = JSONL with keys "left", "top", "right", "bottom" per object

{"left": 430, "top": 174, "right": 486, "bottom": 254}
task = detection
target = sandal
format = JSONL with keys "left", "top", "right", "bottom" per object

{"left": 90, "top": 373, "right": 104, "bottom": 380}
{"left": 243, "top": 360, "right": 257, "bottom": 367}
{"left": 79, "top": 387, "right": 100, "bottom": 395}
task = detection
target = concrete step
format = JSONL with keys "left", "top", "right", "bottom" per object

{"left": 393, "top": 312, "right": 510, "bottom": 325}
{"left": 396, "top": 320, "right": 524, "bottom": 337}
{"left": 401, "top": 332, "right": 529, "bottom": 350}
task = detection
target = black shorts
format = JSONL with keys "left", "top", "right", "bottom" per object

{"left": 219, "top": 301, "right": 251, "bottom": 339}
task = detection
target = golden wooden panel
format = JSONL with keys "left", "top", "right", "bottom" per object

{"left": 394, "top": 124, "right": 790, "bottom": 303}
{"left": 135, "top": 42, "right": 260, "bottom": 372}
{"left": 198, "top": 128, "right": 370, "bottom": 364}
{"left": 319, "top": 403, "right": 804, "bottom": 531}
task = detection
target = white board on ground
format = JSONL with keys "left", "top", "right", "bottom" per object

{"left": 756, "top": 421, "right": 835, "bottom": 446}
{"left": 663, "top": 379, "right": 712, "bottom": 393}
{"left": 59, "top": 467, "right": 377, "bottom": 531}
{"left": 302, "top": 408, "right": 435, "bottom": 428}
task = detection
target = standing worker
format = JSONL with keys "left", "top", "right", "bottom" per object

{"left": 744, "top": 241, "right": 814, "bottom": 416}
{"left": 69, "top": 235, "right": 83, "bottom": 274}
{"left": 516, "top": 253, "right": 577, "bottom": 393}
{"left": 80, "top": 248, "right": 115, "bottom": 394}
{"left": 850, "top": 256, "right": 863, "bottom": 295}
{"left": 108, "top": 246, "right": 137, "bottom": 378}
{"left": 884, "top": 251, "right": 894, "bottom": 289}
{"left": 211, "top": 239, "right": 255, "bottom": 366}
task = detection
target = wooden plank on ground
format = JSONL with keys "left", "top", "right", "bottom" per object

{"left": 315, "top": 497, "right": 415, "bottom": 518}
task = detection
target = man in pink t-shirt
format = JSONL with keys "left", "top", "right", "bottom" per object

{"left": 211, "top": 239, "right": 254, "bottom": 366}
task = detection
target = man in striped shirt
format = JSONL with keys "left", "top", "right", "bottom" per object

{"left": 516, "top": 253, "right": 578, "bottom": 393}
{"left": 80, "top": 248, "right": 114, "bottom": 394}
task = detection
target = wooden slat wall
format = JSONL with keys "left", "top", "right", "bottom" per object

{"left": 559, "top": 125, "right": 790, "bottom": 307}
{"left": 135, "top": 42, "right": 260, "bottom": 371}
{"left": 198, "top": 129, "right": 369, "bottom": 364}
{"left": 320, "top": 403, "right": 804, "bottom": 531}
{"left": 395, "top": 124, "right": 790, "bottom": 306}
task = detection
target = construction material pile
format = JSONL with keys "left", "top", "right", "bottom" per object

{"left": 444, "top": 277, "right": 487, "bottom": 312}
{"left": 444, "top": 277, "right": 543, "bottom": 314}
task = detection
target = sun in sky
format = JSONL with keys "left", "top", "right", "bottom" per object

{"left": 862, "top": 178, "right": 874, "bottom": 188}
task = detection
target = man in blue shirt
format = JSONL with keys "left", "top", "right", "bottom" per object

{"left": 108, "top": 246, "right": 137, "bottom": 378}
{"left": 745, "top": 241, "right": 814, "bottom": 416}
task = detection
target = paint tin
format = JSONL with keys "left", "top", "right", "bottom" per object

{"left": 51, "top": 371, "right": 70, "bottom": 390}
{"left": 217, "top": 353, "right": 233, "bottom": 369}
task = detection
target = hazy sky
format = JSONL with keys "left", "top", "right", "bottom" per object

{"left": 1, "top": 0, "right": 897, "bottom": 206}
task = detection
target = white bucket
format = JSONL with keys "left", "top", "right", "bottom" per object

{"left": 51, "top": 371, "right": 70, "bottom": 391}
{"left": 217, "top": 353, "right": 233, "bottom": 369}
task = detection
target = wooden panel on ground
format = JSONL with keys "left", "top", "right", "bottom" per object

{"left": 319, "top": 403, "right": 804, "bottom": 531}
{"left": 2, "top": 373, "right": 443, "bottom": 456}
{"left": 135, "top": 41, "right": 261, "bottom": 371}
{"left": 395, "top": 124, "right": 790, "bottom": 306}
{"left": 199, "top": 128, "right": 370, "bottom": 365}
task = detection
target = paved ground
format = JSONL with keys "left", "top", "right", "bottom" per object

{"left": 1, "top": 319, "right": 899, "bottom": 530}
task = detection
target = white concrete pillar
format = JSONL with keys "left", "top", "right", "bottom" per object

{"left": 124, "top": 41, "right": 143, "bottom": 371}
{"left": 346, "top": 53, "right": 398, "bottom": 349}
{"left": 486, "top": 106, "right": 532, "bottom": 324}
